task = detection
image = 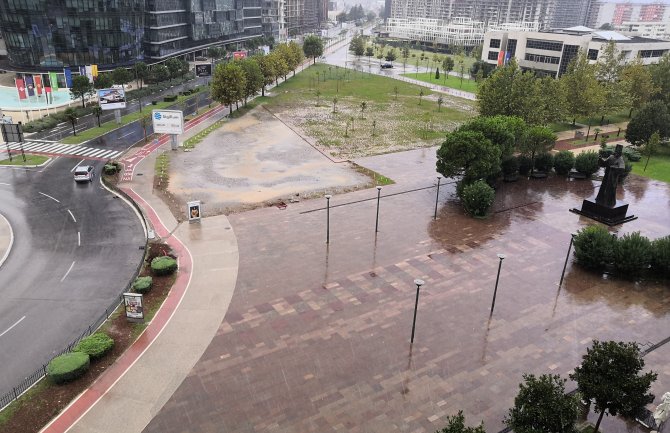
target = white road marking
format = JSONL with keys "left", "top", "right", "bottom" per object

{"left": 0, "top": 316, "right": 26, "bottom": 338}
{"left": 77, "top": 231, "right": 81, "bottom": 246}
{"left": 61, "top": 261, "right": 76, "bottom": 282}
{"left": 0, "top": 182, "right": 9, "bottom": 186}
{"left": 119, "top": 130, "right": 135, "bottom": 138}
{"left": 71, "top": 159, "right": 85, "bottom": 173}
{"left": 68, "top": 209, "right": 77, "bottom": 223}
{"left": 38, "top": 191, "right": 60, "bottom": 203}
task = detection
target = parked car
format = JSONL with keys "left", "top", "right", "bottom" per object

{"left": 381, "top": 63, "right": 393, "bottom": 69}
{"left": 74, "top": 166, "right": 95, "bottom": 183}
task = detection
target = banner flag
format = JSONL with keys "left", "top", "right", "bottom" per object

{"left": 43, "top": 74, "right": 52, "bottom": 93}
{"left": 34, "top": 75, "right": 43, "bottom": 95}
{"left": 25, "top": 75, "right": 35, "bottom": 97}
{"left": 85, "top": 65, "right": 93, "bottom": 82}
{"left": 49, "top": 72, "right": 59, "bottom": 91}
{"left": 15, "top": 78, "right": 27, "bottom": 100}
{"left": 91, "top": 64, "right": 98, "bottom": 78}
{"left": 64, "top": 68, "right": 73, "bottom": 88}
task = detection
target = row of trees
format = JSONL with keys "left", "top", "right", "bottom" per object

{"left": 336, "top": 4, "right": 375, "bottom": 23}
{"left": 478, "top": 42, "right": 670, "bottom": 129}
{"left": 211, "top": 41, "right": 306, "bottom": 111}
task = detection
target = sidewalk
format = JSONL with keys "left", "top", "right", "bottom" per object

{"left": 41, "top": 106, "right": 240, "bottom": 433}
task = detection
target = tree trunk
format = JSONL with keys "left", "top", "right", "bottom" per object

{"left": 81, "top": 97, "right": 86, "bottom": 108}
{"left": 644, "top": 153, "right": 651, "bottom": 172}
{"left": 97, "top": 116, "right": 100, "bottom": 127}
{"left": 594, "top": 410, "right": 606, "bottom": 433}
{"left": 262, "top": 87, "right": 265, "bottom": 97}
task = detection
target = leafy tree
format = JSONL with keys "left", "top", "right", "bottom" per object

{"left": 151, "top": 65, "right": 170, "bottom": 83}
{"left": 505, "top": 374, "right": 579, "bottom": 433}
{"left": 435, "top": 67, "right": 440, "bottom": 80}
{"left": 63, "top": 108, "right": 78, "bottom": 135}
{"left": 177, "top": 58, "right": 190, "bottom": 78}
{"left": 442, "top": 56, "right": 455, "bottom": 75}
{"left": 211, "top": 62, "right": 246, "bottom": 112}
{"left": 70, "top": 75, "right": 94, "bottom": 108}
{"left": 649, "top": 52, "right": 670, "bottom": 107}
{"left": 385, "top": 49, "right": 397, "bottom": 62}
{"left": 288, "top": 41, "right": 304, "bottom": 75}
{"left": 437, "top": 95, "right": 444, "bottom": 112}
{"left": 207, "top": 47, "right": 221, "bottom": 59}
{"left": 276, "top": 43, "right": 297, "bottom": 80}
{"left": 560, "top": 52, "right": 605, "bottom": 124}
{"left": 477, "top": 59, "right": 538, "bottom": 124}
{"left": 139, "top": 114, "right": 151, "bottom": 142}
{"left": 621, "top": 59, "right": 658, "bottom": 116}
{"left": 457, "top": 115, "right": 522, "bottom": 158}
{"left": 92, "top": 105, "right": 103, "bottom": 127}
{"left": 360, "top": 101, "right": 367, "bottom": 118}
{"left": 365, "top": 46, "right": 374, "bottom": 60}
{"left": 436, "top": 130, "right": 501, "bottom": 181}
{"left": 270, "top": 51, "right": 289, "bottom": 86}
{"left": 624, "top": 100, "right": 670, "bottom": 145}
{"left": 111, "top": 67, "right": 132, "bottom": 88}
{"left": 436, "top": 411, "right": 485, "bottom": 433}
{"left": 349, "top": 36, "right": 365, "bottom": 57}
{"left": 570, "top": 340, "right": 657, "bottom": 433}
{"left": 255, "top": 55, "right": 276, "bottom": 96}
{"left": 238, "top": 58, "right": 264, "bottom": 104}
{"left": 165, "top": 58, "right": 182, "bottom": 82}
{"left": 527, "top": 76, "right": 567, "bottom": 126}
{"left": 643, "top": 131, "right": 660, "bottom": 172}
{"left": 94, "top": 73, "right": 113, "bottom": 90}
{"left": 469, "top": 60, "right": 494, "bottom": 81}
{"left": 133, "top": 61, "right": 149, "bottom": 89}
{"left": 303, "top": 35, "right": 324, "bottom": 64}
{"left": 518, "top": 126, "right": 557, "bottom": 173}
{"left": 596, "top": 41, "right": 629, "bottom": 117}
{"left": 471, "top": 44, "right": 483, "bottom": 61}
{"left": 336, "top": 11, "right": 347, "bottom": 23}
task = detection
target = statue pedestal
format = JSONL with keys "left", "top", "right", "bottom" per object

{"left": 570, "top": 198, "right": 637, "bottom": 226}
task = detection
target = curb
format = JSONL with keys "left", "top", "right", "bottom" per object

{"left": 0, "top": 212, "right": 14, "bottom": 269}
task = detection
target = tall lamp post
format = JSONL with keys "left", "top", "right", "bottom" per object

{"left": 490, "top": 254, "right": 505, "bottom": 315}
{"left": 410, "top": 279, "right": 425, "bottom": 344}
{"left": 325, "top": 194, "right": 332, "bottom": 244}
{"left": 559, "top": 234, "right": 576, "bottom": 287}
{"left": 434, "top": 175, "right": 442, "bottom": 220}
{"left": 375, "top": 186, "right": 382, "bottom": 233}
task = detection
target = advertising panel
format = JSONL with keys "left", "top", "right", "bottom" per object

{"left": 98, "top": 88, "right": 127, "bottom": 110}
{"left": 187, "top": 201, "right": 202, "bottom": 223}
{"left": 195, "top": 64, "right": 212, "bottom": 77}
{"left": 152, "top": 110, "right": 184, "bottom": 135}
{"left": 123, "top": 293, "right": 144, "bottom": 322}
{"left": 233, "top": 51, "right": 247, "bottom": 60}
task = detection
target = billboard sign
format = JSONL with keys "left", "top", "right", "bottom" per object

{"left": 187, "top": 200, "right": 202, "bottom": 223}
{"left": 195, "top": 64, "right": 212, "bottom": 77}
{"left": 233, "top": 51, "right": 247, "bottom": 60}
{"left": 152, "top": 110, "right": 184, "bottom": 135}
{"left": 98, "top": 88, "right": 127, "bottom": 110}
{"left": 123, "top": 293, "right": 144, "bottom": 322}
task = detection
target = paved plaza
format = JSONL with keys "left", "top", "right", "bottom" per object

{"left": 143, "top": 148, "right": 670, "bottom": 433}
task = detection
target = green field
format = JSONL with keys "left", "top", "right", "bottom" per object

{"left": 0, "top": 154, "right": 49, "bottom": 166}
{"left": 261, "top": 64, "right": 476, "bottom": 158}
{"left": 368, "top": 43, "right": 477, "bottom": 74}
{"left": 632, "top": 147, "right": 670, "bottom": 183}
{"left": 402, "top": 72, "right": 479, "bottom": 93}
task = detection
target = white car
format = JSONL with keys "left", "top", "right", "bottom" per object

{"left": 74, "top": 166, "right": 95, "bottom": 183}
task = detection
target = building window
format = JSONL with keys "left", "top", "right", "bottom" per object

{"left": 488, "top": 51, "right": 499, "bottom": 61}
{"left": 559, "top": 44, "right": 580, "bottom": 76}
{"left": 506, "top": 39, "right": 517, "bottom": 58}
{"left": 587, "top": 49, "right": 598, "bottom": 60}
{"left": 526, "top": 39, "right": 563, "bottom": 51}
{"left": 639, "top": 49, "right": 668, "bottom": 58}
{"left": 524, "top": 53, "right": 560, "bottom": 64}
{"left": 489, "top": 38, "right": 501, "bottom": 48}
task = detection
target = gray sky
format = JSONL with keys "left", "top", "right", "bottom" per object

{"left": 601, "top": 0, "right": 670, "bottom": 3}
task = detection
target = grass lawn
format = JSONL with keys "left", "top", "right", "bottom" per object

{"left": 0, "top": 154, "right": 49, "bottom": 165}
{"left": 549, "top": 122, "right": 580, "bottom": 133}
{"left": 632, "top": 147, "right": 670, "bottom": 183}
{"left": 368, "top": 43, "right": 477, "bottom": 73}
{"left": 61, "top": 88, "right": 208, "bottom": 144}
{"left": 263, "top": 63, "right": 476, "bottom": 158}
{"left": 401, "top": 72, "right": 478, "bottom": 93}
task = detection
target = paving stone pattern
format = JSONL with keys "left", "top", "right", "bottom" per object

{"left": 145, "top": 148, "right": 670, "bottom": 433}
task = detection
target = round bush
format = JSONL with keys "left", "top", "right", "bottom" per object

{"left": 517, "top": 155, "right": 532, "bottom": 176}
{"left": 651, "top": 236, "right": 670, "bottom": 277}
{"left": 575, "top": 151, "right": 600, "bottom": 176}
{"left": 133, "top": 275, "right": 153, "bottom": 293}
{"left": 103, "top": 164, "right": 118, "bottom": 175}
{"left": 573, "top": 225, "right": 615, "bottom": 271}
{"left": 47, "top": 352, "right": 90, "bottom": 384}
{"left": 151, "top": 255, "right": 178, "bottom": 276}
{"left": 501, "top": 156, "right": 518, "bottom": 176}
{"left": 534, "top": 152, "right": 554, "bottom": 173}
{"left": 554, "top": 150, "right": 575, "bottom": 175}
{"left": 74, "top": 332, "right": 114, "bottom": 359}
{"left": 460, "top": 180, "right": 495, "bottom": 217}
{"left": 613, "top": 232, "right": 652, "bottom": 278}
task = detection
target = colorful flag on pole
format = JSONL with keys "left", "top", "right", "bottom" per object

{"left": 79, "top": 65, "right": 86, "bottom": 81}
{"left": 43, "top": 74, "right": 52, "bottom": 93}
{"left": 25, "top": 75, "right": 35, "bottom": 97}
{"left": 64, "top": 68, "right": 73, "bottom": 87}
{"left": 15, "top": 78, "right": 27, "bottom": 100}
{"left": 34, "top": 75, "right": 43, "bottom": 95}
{"left": 497, "top": 51, "right": 505, "bottom": 67}
{"left": 49, "top": 71, "right": 59, "bottom": 91}
{"left": 91, "top": 65, "right": 98, "bottom": 78}
{"left": 85, "top": 65, "right": 93, "bottom": 82}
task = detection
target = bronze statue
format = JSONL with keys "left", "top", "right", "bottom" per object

{"left": 595, "top": 144, "right": 625, "bottom": 208}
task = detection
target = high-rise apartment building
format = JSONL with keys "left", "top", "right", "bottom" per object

{"left": 588, "top": 1, "right": 670, "bottom": 30}
{"left": 550, "top": 0, "right": 593, "bottom": 29}
{"left": 284, "top": 0, "right": 326, "bottom": 36}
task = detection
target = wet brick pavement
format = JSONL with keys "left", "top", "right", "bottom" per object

{"left": 144, "top": 147, "right": 670, "bottom": 433}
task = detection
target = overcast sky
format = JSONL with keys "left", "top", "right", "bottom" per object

{"left": 602, "top": 0, "right": 670, "bottom": 3}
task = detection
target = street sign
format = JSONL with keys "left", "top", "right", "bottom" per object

{"left": 152, "top": 110, "right": 184, "bottom": 135}
{"left": 195, "top": 64, "right": 212, "bottom": 77}
{"left": 98, "top": 88, "right": 127, "bottom": 110}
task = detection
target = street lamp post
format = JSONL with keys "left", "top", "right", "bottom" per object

{"left": 410, "top": 279, "right": 425, "bottom": 344}
{"left": 325, "top": 194, "right": 332, "bottom": 244}
{"left": 490, "top": 254, "right": 506, "bottom": 315}
{"left": 375, "top": 186, "right": 382, "bottom": 233}
{"left": 559, "top": 234, "right": 576, "bottom": 287}
{"left": 434, "top": 176, "right": 442, "bottom": 220}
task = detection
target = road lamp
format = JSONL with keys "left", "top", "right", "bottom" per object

{"left": 490, "top": 254, "right": 505, "bottom": 315}
{"left": 410, "top": 279, "right": 425, "bottom": 344}
{"left": 325, "top": 194, "right": 332, "bottom": 244}
{"left": 559, "top": 234, "right": 576, "bottom": 287}
{"left": 375, "top": 186, "right": 382, "bottom": 233}
{"left": 434, "top": 175, "right": 442, "bottom": 220}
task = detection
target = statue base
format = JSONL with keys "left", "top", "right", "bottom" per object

{"left": 570, "top": 199, "right": 637, "bottom": 226}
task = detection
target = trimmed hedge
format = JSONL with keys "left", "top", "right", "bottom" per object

{"left": 573, "top": 225, "right": 614, "bottom": 271}
{"left": 133, "top": 276, "right": 153, "bottom": 293}
{"left": 534, "top": 152, "right": 554, "bottom": 173}
{"left": 151, "top": 256, "right": 178, "bottom": 276}
{"left": 74, "top": 332, "right": 114, "bottom": 360}
{"left": 613, "top": 232, "right": 652, "bottom": 278}
{"left": 575, "top": 151, "right": 600, "bottom": 176}
{"left": 651, "top": 236, "right": 670, "bottom": 277}
{"left": 460, "top": 180, "right": 495, "bottom": 218}
{"left": 47, "top": 352, "right": 90, "bottom": 384}
{"left": 553, "top": 150, "right": 575, "bottom": 175}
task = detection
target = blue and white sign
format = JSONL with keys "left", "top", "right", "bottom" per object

{"left": 98, "top": 88, "right": 126, "bottom": 110}
{"left": 151, "top": 109, "right": 183, "bottom": 135}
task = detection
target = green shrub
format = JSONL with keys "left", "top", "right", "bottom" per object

{"left": 623, "top": 146, "right": 641, "bottom": 161}
{"left": 651, "top": 236, "right": 670, "bottom": 277}
{"left": 517, "top": 155, "right": 532, "bottom": 176}
{"left": 613, "top": 232, "right": 652, "bottom": 278}
{"left": 621, "top": 158, "right": 633, "bottom": 179}
{"left": 553, "top": 150, "right": 575, "bottom": 175}
{"left": 460, "top": 180, "right": 495, "bottom": 217}
{"left": 163, "top": 95, "right": 178, "bottom": 102}
{"left": 575, "top": 151, "right": 600, "bottom": 176}
{"left": 573, "top": 225, "right": 615, "bottom": 270}
{"left": 133, "top": 276, "right": 153, "bottom": 293}
{"left": 501, "top": 156, "right": 518, "bottom": 176}
{"left": 103, "top": 164, "right": 119, "bottom": 175}
{"left": 47, "top": 352, "right": 90, "bottom": 384}
{"left": 74, "top": 332, "right": 114, "bottom": 359}
{"left": 151, "top": 255, "right": 178, "bottom": 276}
{"left": 534, "top": 152, "right": 554, "bottom": 173}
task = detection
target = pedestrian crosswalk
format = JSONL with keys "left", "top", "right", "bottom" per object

{"left": 4, "top": 141, "right": 122, "bottom": 160}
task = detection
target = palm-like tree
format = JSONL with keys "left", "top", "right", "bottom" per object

{"left": 64, "top": 108, "right": 78, "bottom": 135}
{"left": 92, "top": 105, "right": 103, "bottom": 127}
